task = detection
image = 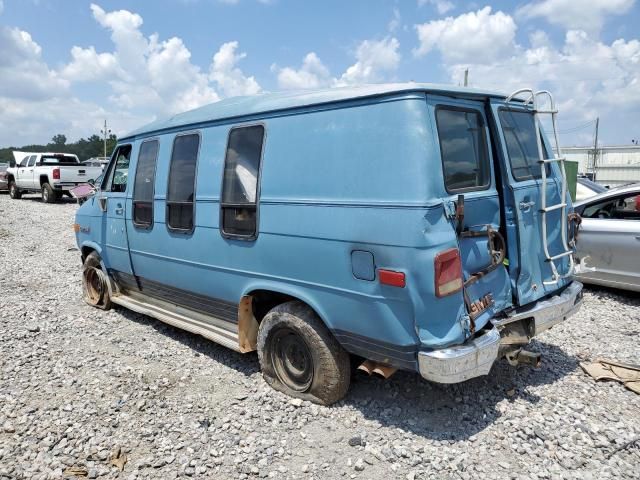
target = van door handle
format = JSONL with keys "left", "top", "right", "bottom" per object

{"left": 519, "top": 200, "right": 535, "bottom": 211}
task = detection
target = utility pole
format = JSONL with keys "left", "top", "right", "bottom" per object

{"left": 463, "top": 68, "right": 469, "bottom": 87}
{"left": 100, "top": 120, "right": 112, "bottom": 159}
{"left": 592, "top": 117, "right": 599, "bottom": 180}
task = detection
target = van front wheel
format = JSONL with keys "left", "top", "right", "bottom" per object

{"left": 257, "top": 301, "right": 350, "bottom": 405}
{"left": 82, "top": 252, "right": 112, "bottom": 310}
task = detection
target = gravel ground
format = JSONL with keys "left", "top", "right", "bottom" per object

{"left": 0, "top": 191, "right": 639, "bottom": 480}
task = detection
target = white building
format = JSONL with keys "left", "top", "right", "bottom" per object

{"left": 560, "top": 145, "right": 640, "bottom": 187}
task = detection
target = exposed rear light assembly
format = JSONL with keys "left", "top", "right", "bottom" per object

{"left": 435, "top": 248, "right": 463, "bottom": 297}
{"left": 52, "top": 168, "right": 60, "bottom": 180}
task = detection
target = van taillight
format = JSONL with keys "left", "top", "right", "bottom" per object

{"left": 435, "top": 248, "right": 463, "bottom": 297}
{"left": 53, "top": 168, "right": 60, "bottom": 180}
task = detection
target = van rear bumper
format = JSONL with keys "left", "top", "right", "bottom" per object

{"left": 417, "top": 281, "right": 583, "bottom": 384}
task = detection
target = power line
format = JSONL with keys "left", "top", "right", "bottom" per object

{"left": 543, "top": 119, "right": 597, "bottom": 135}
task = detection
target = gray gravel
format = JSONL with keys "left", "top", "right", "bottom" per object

{"left": 1, "top": 191, "right": 639, "bottom": 480}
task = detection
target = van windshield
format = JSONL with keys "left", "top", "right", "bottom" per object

{"left": 499, "top": 110, "right": 551, "bottom": 181}
{"left": 40, "top": 155, "right": 79, "bottom": 165}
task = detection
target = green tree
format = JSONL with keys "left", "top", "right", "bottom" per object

{"left": 51, "top": 134, "right": 67, "bottom": 146}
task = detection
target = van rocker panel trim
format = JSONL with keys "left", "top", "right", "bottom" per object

{"left": 112, "top": 271, "right": 238, "bottom": 324}
{"left": 110, "top": 293, "right": 240, "bottom": 352}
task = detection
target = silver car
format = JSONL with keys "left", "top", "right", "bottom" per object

{"left": 574, "top": 183, "right": 640, "bottom": 292}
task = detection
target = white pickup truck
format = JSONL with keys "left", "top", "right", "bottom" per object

{"left": 7, "top": 151, "right": 103, "bottom": 203}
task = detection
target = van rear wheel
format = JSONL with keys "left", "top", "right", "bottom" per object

{"left": 257, "top": 301, "right": 350, "bottom": 405}
{"left": 82, "top": 252, "right": 112, "bottom": 310}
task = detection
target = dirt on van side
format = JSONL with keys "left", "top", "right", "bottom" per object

{"left": 0, "top": 191, "right": 639, "bottom": 480}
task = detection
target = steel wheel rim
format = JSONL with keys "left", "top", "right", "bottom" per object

{"left": 270, "top": 327, "right": 313, "bottom": 392}
{"left": 83, "top": 267, "right": 104, "bottom": 305}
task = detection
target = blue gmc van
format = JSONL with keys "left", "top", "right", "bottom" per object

{"left": 75, "top": 84, "right": 583, "bottom": 405}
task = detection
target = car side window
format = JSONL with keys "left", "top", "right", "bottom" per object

{"left": 19, "top": 157, "right": 30, "bottom": 168}
{"left": 167, "top": 133, "right": 200, "bottom": 232}
{"left": 132, "top": 140, "right": 160, "bottom": 228}
{"left": 27, "top": 156, "right": 36, "bottom": 167}
{"left": 436, "top": 108, "right": 490, "bottom": 193}
{"left": 582, "top": 193, "right": 640, "bottom": 220}
{"left": 221, "top": 125, "right": 265, "bottom": 238}
{"left": 104, "top": 145, "right": 132, "bottom": 193}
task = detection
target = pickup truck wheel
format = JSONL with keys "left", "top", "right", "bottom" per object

{"left": 9, "top": 182, "right": 22, "bottom": 199}
{"left": 41, "top": 183, "right": 56, "bottom": 203}
{"left": 82, "top": 252, "right": 112, "bottom": 310}
{"left": 257, "top": 301, "right": 350, "bottom": 406}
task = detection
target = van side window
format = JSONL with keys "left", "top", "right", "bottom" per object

{"left": 104, "top": 145, "right": 132, "bottom": 193}
{"left": 221, "top": 125, "right": 265, "bottom": 238}
{"left": 436, "top": 108, "right": 490, "bottom": 192}
{"left": 167, "top": 133, "right": 200, "bottom": 231}
{"left": 499, "top": 110, "right": 551, "bottom": 181}
{"left": 133, "top": 140, "right": 160, "bottom": 228}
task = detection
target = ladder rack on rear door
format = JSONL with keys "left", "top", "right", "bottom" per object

{"left": 504, "top": 88, "right": 575, "bottom": 286}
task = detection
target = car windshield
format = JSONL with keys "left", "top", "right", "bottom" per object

{"left": 40, "top": 155, "right": 79, "bottom": 165}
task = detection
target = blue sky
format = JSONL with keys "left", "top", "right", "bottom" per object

{"left": 1, "top": 0, "right": 639, "bottom": 147}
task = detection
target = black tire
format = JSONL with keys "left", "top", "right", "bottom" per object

{"left": 9, "top": 182, "right": 22, "bottom": 199}
{"left": 82, "top": 252, "right": 112, "bottom": 310}
{"left": 257, "top": 301, "right": 350, "bottom": 405}
{"left": 54, "top": 191, "right": 64, "bottom": 201}
{"left": 41, "top": 183, "right": 56, "bottom": 203}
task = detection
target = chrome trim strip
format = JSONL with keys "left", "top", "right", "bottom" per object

{"left": 493, "top": 281, "right": 583, "bottom": 335}
{"left": 111, "top": 292, "right": 240, "bottom": 352}
{"left": 417, "top": 328, "right": 500, "bottom": 384}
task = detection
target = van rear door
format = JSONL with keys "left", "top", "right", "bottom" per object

{"left": 429, "top": 96, "right": 513, "bottom": 331}
{"left": 489, "top": 101, "right": 571, "bottom": 305}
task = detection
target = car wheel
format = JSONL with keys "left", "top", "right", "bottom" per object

{"left": 257, "top": 301, "right": 350, "bottom": 405}
{"left": 41, "top": 183, "right": 55, "bottom": 203}
{"left": 82, "top": 251, "right": 112, "bottom": 310}
{"left": 9, "top": 182, "right": 22, "bottom": 199}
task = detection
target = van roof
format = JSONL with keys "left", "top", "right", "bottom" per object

{"left": 123, "top": 82, "right": 508, "bottom": 140}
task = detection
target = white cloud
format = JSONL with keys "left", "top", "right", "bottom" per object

{"left": 274, "top": 37, "right": 401, "bottom": 90}
{"left": 418, "top": 0, "right": 454, "bottom": 15}
{"left": 61, "top": 46, "right": 119, "bottom": 81}
{"left": 274, "top": 52, "right": 332, "bottom": 90}
{"left": 336, "top": 37, "right": 401, "bottom": 86}
{"left": 422, "top": 7, "right": 640, "bottom": 145}
{"left": 388, "top": 7, "right": 401, "bottom": 32}
{"left": 414, "top": 7, "right": 517, "bottom": 63}
{"left": 0, "top": 3, "right": 263, "bottom": 145}
{"left": 518, "top": 0, "right": 635, "bottom": 34}
{"left": 210, "top": 41, "right": 261, "bottom": 97}
{"left": 0, "top": 26, "right": 69, "bottom": 101}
